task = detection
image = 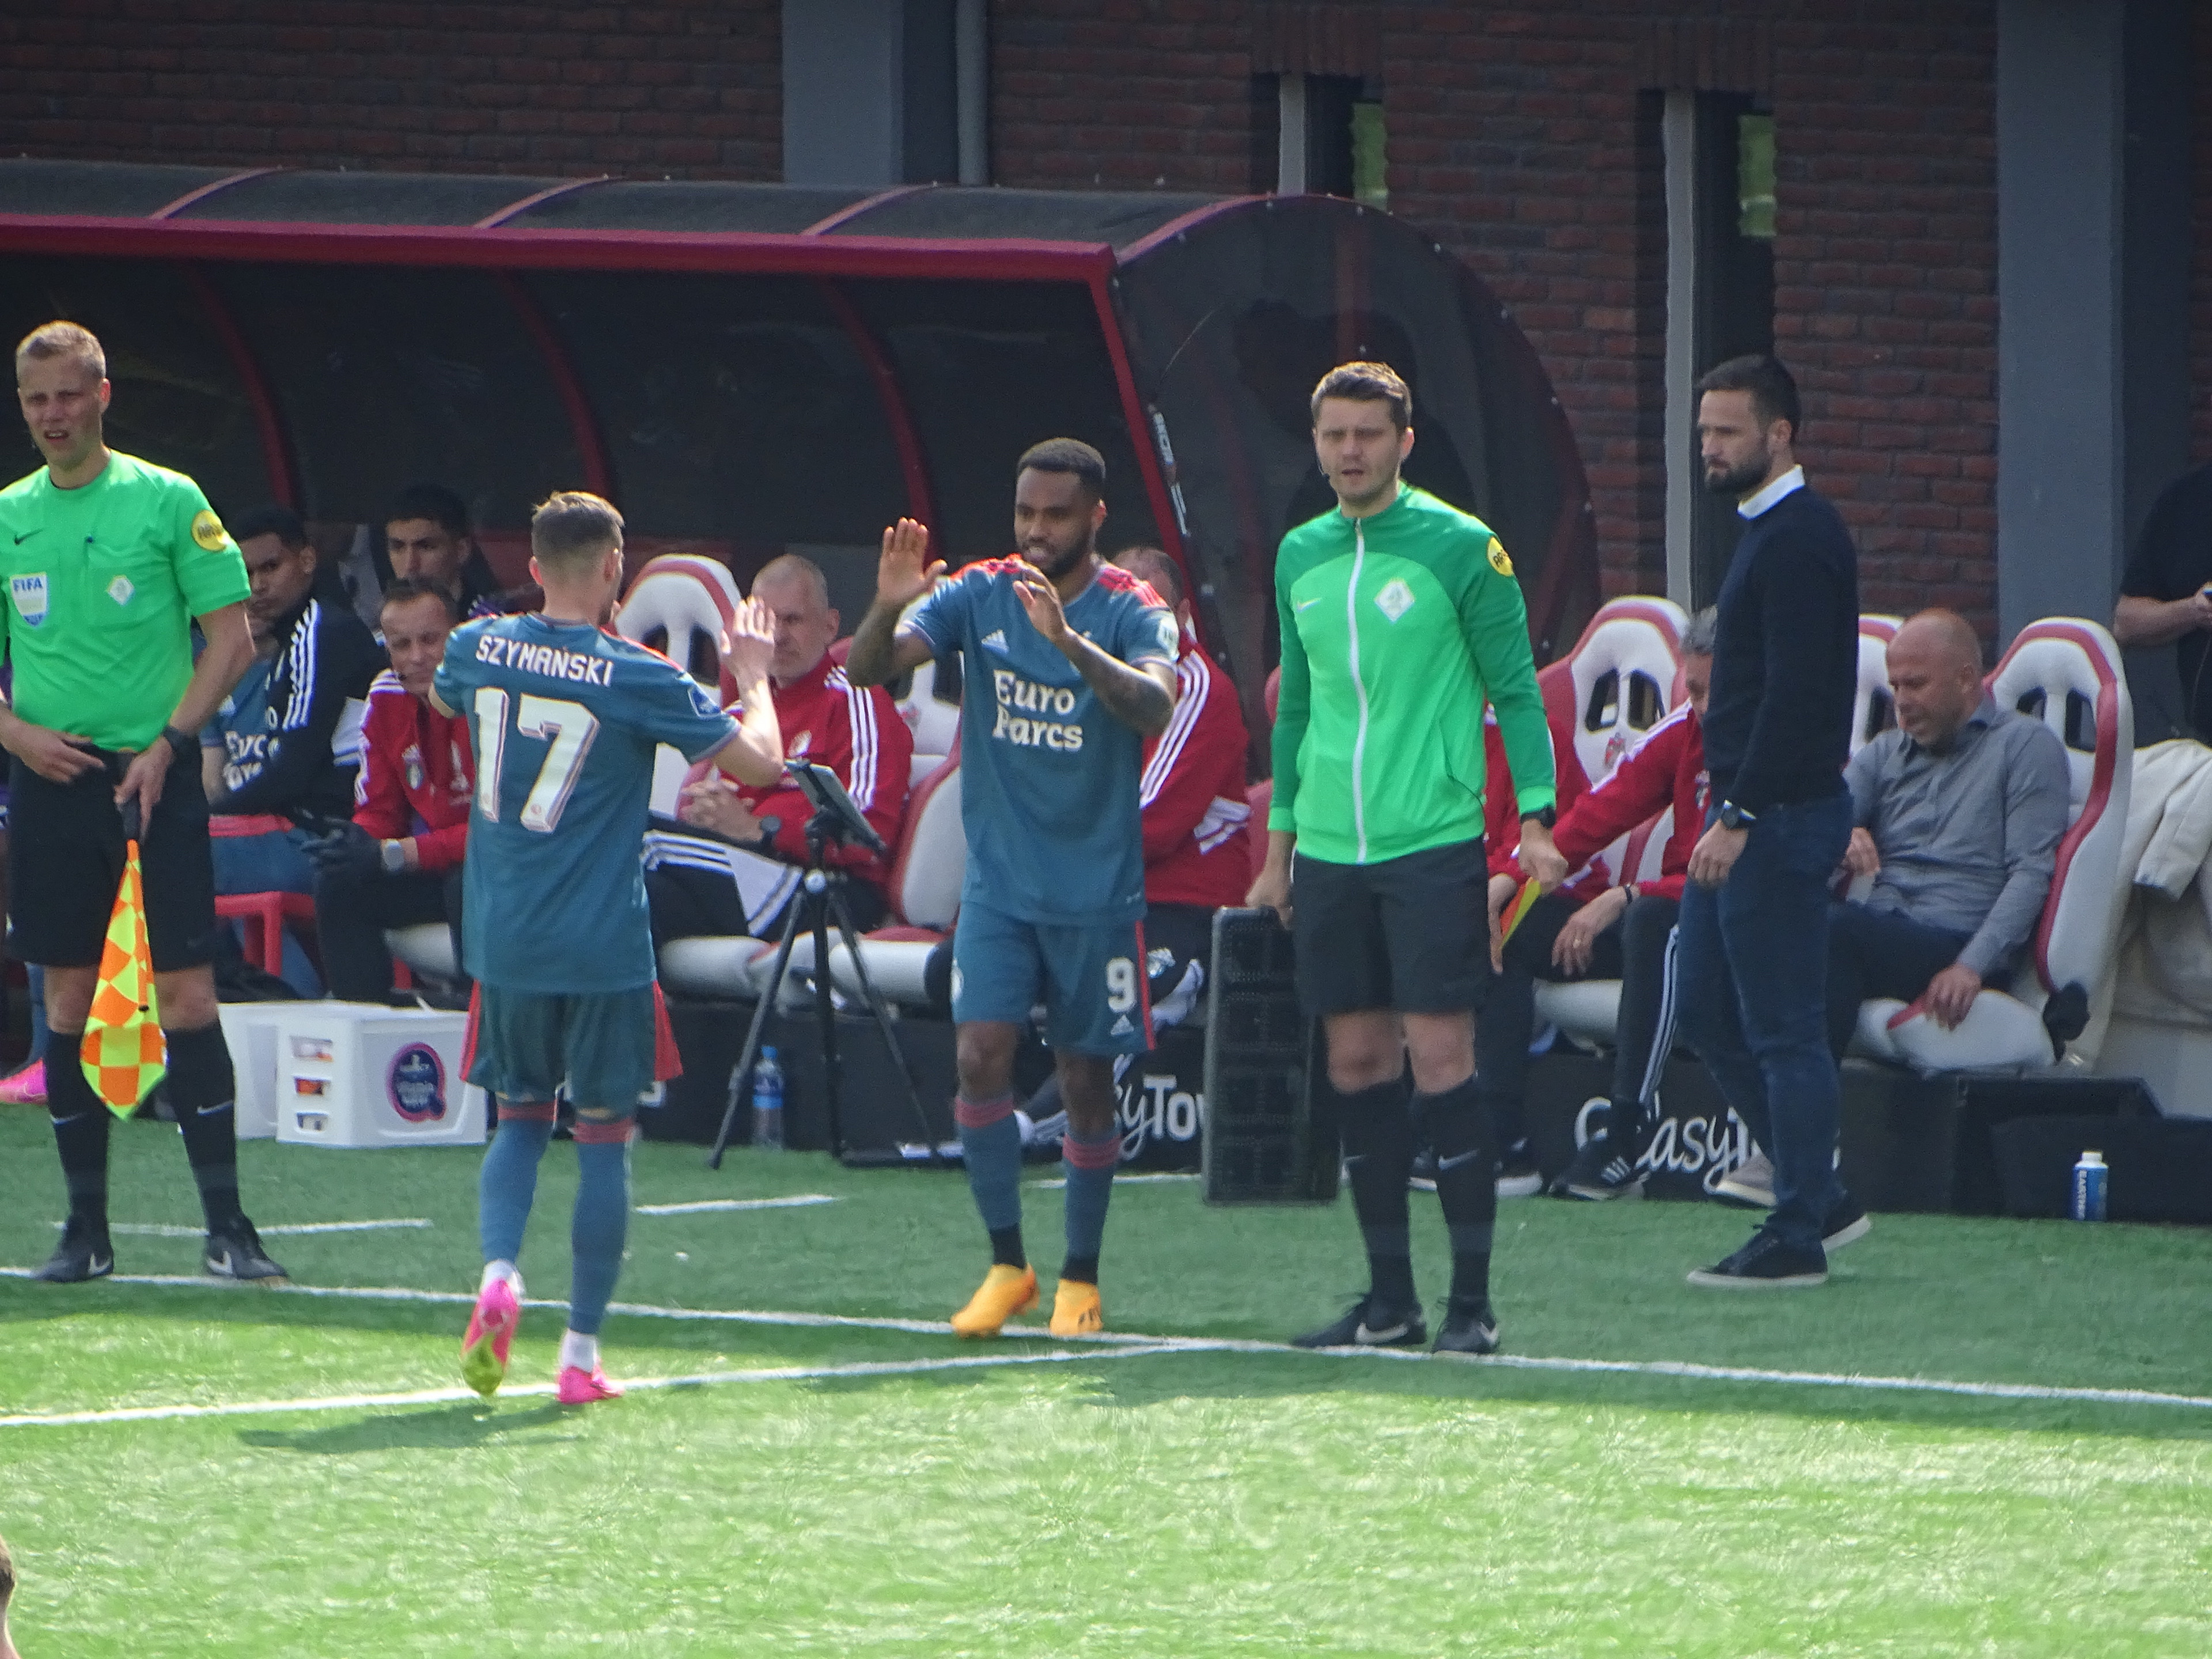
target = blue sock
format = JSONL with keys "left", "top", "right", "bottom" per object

{"left": 478, "top": 1104, "right": 555, "bottom": 1266}
{"left": 955, "top": 1094, "right": 1024, "bottom": 1237}
{"left": 1059, "top": 1128, "right": 1119, "bottom": 1283}
{"left": 568, "top": 1135, "right": 631, "bottom": 1338}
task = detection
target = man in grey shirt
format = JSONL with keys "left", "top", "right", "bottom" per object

{"left": 1829, "top": 608, "right": 2071, "bottom": 1052}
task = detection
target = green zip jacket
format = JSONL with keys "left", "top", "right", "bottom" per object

{"left": 1269, "top": 484, "right": 1555, "bottom": 865}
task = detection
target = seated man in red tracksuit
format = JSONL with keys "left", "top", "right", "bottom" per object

{"left": 1482, "top": 609, "right": 1714, "bottom": 1200}
{"left": 1013, "top": 547, "right": 1251, "bottom": 1148}
{"left": 309, "top": 578, "right": 475, "bottom": 1002}
{"left": 644, "top": 554, "right": 911, "bottom": 944}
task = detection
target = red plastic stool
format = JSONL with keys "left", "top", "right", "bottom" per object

{"left": 214, "top": 892, "right": 317, "bottom": 974}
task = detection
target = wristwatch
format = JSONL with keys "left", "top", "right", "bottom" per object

{"left": 1521, "top": 805, "right": 1557, "bottom": 831}
{"left": 1718, "top": 801, "right": 1758, "bottom": 832}
{"left": 380, "top": 839, "right": 410, "bottom": 874}
{"left": 157, "top": 724, "right": 194, "bottom": 760}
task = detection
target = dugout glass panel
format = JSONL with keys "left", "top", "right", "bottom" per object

{"left": 0, "top": 254, "right": 276, "bottom": 518}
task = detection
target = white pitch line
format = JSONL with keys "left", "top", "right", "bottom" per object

{"left": 53, "top": 1219, "right": 434, "bottom": 1238}
{"left": 5, "top": 1271, "right": 2207, "bottom": 1414}
{"left": 0, "top": 1342, "right": 1213, "bottom": 1430}
{"left": 1031, "top": 1173, "right": 1201, "bottom": 1190}
{"left": 633, "top": 1195, "right": 838, "bottom": 1216}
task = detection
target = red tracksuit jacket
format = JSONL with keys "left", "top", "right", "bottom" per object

{"left": 352, "top": 669, "right": 474, "bottom": 874}
{"left": 1140, "top": 635, "right": 1252, "bottom": 910}
{"left": 1483, "top": 715, "right": 1609, "bottom": 904}
{"left": 683, "top": 653, "right": 912, "bottom": 887}
{"left": 1548, "top": 702, "right": 1709, "bottom": 903}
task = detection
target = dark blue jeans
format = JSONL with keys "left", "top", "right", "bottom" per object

{"left": 1676, "top": 794, "right": 1853, "bottom": 1252}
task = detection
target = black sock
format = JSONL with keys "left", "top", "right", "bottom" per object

{"left": 45, "top": 1037, "right": 111, "bottom": 1229}
{"left": 1340, "top": 1075, "right": 1417, "bottom": 1307}
{"left": 1418, "top": 1074, "right": 1495, "bottom": 1311}
{"left": 1605, "top": 1096, "right": 1643, "bottom": 1154}
{"left": 1060, "top": 1253, "right": 1099, "bottom": 1285}
{"left": 165, "top": 1024, "right": 244, "bottom": 1233}
{"left": 988, "top": 1224, "right": 1027, "bottom": 1270}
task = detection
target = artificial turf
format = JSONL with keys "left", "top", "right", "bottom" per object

{"left": 2, "top": 1106, "right": 2209, "bottom": 1656}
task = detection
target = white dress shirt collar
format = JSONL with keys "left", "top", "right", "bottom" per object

{"left": 1737, "top": 464, "right": 1806, "bottom": 520}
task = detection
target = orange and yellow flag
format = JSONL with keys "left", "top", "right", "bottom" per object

{"left": 81, "top": 830, "right": 165, "bottom": 1116}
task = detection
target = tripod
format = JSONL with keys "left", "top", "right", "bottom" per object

{"left": 706, "top": 778, "right": 937, "bottom": 1168}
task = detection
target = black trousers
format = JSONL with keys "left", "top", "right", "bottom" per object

{"left": 1475, "top": 890, "right": 1681, "bottom": 1147}
{"left": 314, "top": 863, "right": 467, "bottom": 1002}
{"left": 1824, "top": 900, "right": 1972, "bottom": 1059}
{"left": 645, "top": 862, "right": 887, "bottom": 949}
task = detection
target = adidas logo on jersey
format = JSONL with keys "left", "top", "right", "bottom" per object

{"left": 1109, "top": 1014, "right": 1135, "bottom": 1036}
{"left": 982, "top": 628, "right": 1010, "bottom": 654}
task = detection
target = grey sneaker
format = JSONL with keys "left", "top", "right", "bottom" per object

{"left": 1713, "top": 1147, "right": 1775, "bottom": 1209}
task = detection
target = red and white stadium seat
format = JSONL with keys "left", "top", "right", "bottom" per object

{"left": 1522, "top": 598, "right": 1686, "bottom": 1047}
{"left": 1851, "top": 618, "right": 2134, "bottom": 1073}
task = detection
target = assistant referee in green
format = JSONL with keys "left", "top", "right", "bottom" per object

{"left": 4, "top": 321, "right": 286, "bottom": 1283}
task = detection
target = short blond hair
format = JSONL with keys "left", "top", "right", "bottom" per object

{"left": 16, "top": 319, "right": 105, "bottom": 382}
{"left": 529, "top": 490, "right": 624, "bottom": 571}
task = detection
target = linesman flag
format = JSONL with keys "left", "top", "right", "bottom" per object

{"left": 82, "top": 802, "right": 166, "bottom": 1116}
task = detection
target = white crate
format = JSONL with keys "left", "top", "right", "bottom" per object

{"left": 273, "top": 1003, "right": 486, "bottom": 1149}
{"left": 217, "top": 1004, "right": 289, "bottom": 1139}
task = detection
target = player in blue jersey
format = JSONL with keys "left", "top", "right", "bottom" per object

{"left": 431, "top": 492, "right": 782, "bottom": 1404}
{"left": 847, "top": 439, "right": 1180, "bottom": 1338}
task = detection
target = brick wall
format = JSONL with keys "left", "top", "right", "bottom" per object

{"left": 0, "top": 1, "right": 782, "bottom": 177}
{"left": 991, "top": 0, "right": 1261, "bottom": 192}
{"left": 993, "top": 2, "right": 2005, "bottom": 632}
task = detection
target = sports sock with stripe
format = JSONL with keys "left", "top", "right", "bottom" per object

{"left": 1339, "top": 1074, "right": 1416, "bottom": 1307}
{"left": 956, "top": 1094, "right": 1025, "bottom": 1267}
{"left": 1418, "top": 1074, "right": 1495, "bottom": 1310}
{"left": 1059, "top": 1126, "right": 1119, "bottom": 1285}
{"left": 568, "top": 1124, "right": 632, "bottom": 1338}
{"left": 44, "top": 1033, "right": 110, "bottom": 1228}
{"left": 479, "top": 1101, "right": 556, "bottom": 1266}
{"left": 166, "top": 1022, "right": 244, "bottom": 1232}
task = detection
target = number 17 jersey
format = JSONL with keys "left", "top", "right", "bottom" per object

{"left": 435, "top": 613, "right": 739, "bottom": 994}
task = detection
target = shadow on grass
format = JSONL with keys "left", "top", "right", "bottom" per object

{"left": 238, "top": 1400, "right": 574, "bottom": 1454}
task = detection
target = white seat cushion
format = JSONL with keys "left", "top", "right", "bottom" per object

{"left": 385, "top": 924, "right": 457, "bottom": 980}
{"left": 657, "top": 935, "right": 777, "bottom": 1000}
{"left": 1534, "top": 979, "right": 1623, "bottom": 1050}
{"left": 1853, "top": 991, "right": 2050, "bottom": 1071}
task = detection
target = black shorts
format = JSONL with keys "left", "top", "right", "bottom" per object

{"left": 1291, "top": 840, "right": 1487, "bottom": 1017}
{"left": 9, "top": 746, "right": 220, "bottom": 972}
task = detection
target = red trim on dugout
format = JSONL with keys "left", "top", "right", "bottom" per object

{"left": 475, "top": 176, "right": 613, "bottom": 229}
{"left": 181, "top": 264, "right": 297, "bottom": 508}
{"left": 802, "top": 184, "right": 933, "bottom": 235}
{"left": 149, "top": 166, "right": 283, "bottom": 220}
{"left": 818, "top": 278, "right": 938, "bottom": 536}
{"left": 0, "top": 214, "right": 1117, "bottom": 282}
{"left": 1088, "top": 267, "right": 1205, "bottom": 646}
{"left": 498, "top": 273, "right": 613, "bottom": 499}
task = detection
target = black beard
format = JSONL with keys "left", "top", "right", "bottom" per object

{"left": 1026, "top": 537, "right": 1093, "bottom": 581}
{"left": 1703, "top": 453, "right": 1771, "bottom": 498}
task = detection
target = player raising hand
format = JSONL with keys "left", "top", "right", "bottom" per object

{"left": 435, "top": 492, "right": 779, "bottom": 1406}
{"left": 847, "top": 440, "right": 1178, "bottom": 1340}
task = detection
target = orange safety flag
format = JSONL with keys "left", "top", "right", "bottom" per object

{"left": 81, "top": 826, "right": 165, "bottom": 1116}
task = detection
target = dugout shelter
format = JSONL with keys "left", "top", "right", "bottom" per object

{"left": 0, "top": 159, "right": 1598, "bottom": 755}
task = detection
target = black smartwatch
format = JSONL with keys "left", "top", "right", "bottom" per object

{"left": 158, "top": 724, "right": 195, "bottom": 761}
{"left": 1718, "top": 800, "right": 1758, "bottom": 832}
{"left": 1521, "top": 805, "right": 1557, "bottom": 831}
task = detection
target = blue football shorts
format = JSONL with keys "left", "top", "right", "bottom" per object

{"left": 949, "top": 900, "right": 1153, "bottom": 1057}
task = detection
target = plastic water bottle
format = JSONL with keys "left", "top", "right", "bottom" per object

{"left": 751, "top": 1047, "right": 785, "bottom": 1152}
{"left": 2070, "top": 1149, "right": 2107, "bottom": 1222}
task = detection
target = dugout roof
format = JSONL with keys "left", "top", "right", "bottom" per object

{"left": 0, "top": 160, "right": 1598, "bottom": 737}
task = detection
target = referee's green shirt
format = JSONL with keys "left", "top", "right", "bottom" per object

{"left": 0, "top": 452, "right": 248, "bottom": 751}
{"left": 1270, "top": 483, "right": 1555, "bottom": 866}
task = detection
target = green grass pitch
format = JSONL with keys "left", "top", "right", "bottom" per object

{"left": 2, "top": 1105, "right": 2210, "bottom": 1657}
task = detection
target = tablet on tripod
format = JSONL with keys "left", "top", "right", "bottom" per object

{"left": 785, "top": 761, "right": 887, "bottom": 856}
